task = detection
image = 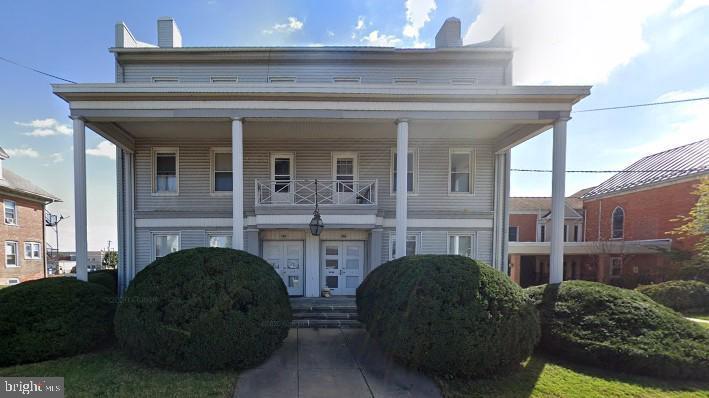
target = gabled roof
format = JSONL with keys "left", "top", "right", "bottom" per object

{"left": 583, "top": 139, "right": 709, "bottom": 199}
{"left": 0, "top": 168, "right": 61, "bottom": 203}
{"left": 510, "top": 197, "right": 583, "bottom": 212}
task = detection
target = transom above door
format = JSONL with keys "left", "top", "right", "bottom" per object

{"left": 263, "top": 240, "right": 304, "bottom": 296}
{"left": 321, "top": 241, "right": 364, "bottom": 295}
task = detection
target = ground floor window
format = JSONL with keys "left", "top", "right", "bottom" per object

{"left": 7, "top": 278, "right": 19, "bottom": 285}
{"left": 24, "top": 242, "right": 41, "bottom": 260}
{"left": 154, "top": 234, "right": 179, "bottom": 259}
{"left": 390, "top": 233, "right": 419, "bottom": 259}
{"left": 5, "top": 241, "right": 18, "bottom": 267}
{"left": 610, "top": 257, "right": 623, "bottom": 278}
{"left": 208, "top": 234, "right": 232, "bottom": 248}
{"left": 448, "top": 234, "right": 474, "bottom": 257}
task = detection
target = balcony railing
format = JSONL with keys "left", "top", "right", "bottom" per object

{"left": 255, "top": 179, "right": 377, "bottom": 206}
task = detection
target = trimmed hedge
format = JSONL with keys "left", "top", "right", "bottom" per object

{"left": 637, "top": 280, "right": 709, "bottom": 313}
{"left": 0, "top": 277, "right": 115, "bottom": 366}
{"left": 114, "top": 248, "right": 291, "bottom": 371}
{"left": 527, "top": 280, "right": 709, "bottom": 380}
{"left": 88, "top": 269, "right": 118, "bottom": 295}
{"left": 678, "top": 263, "right": 709, "bottom": 284}
{"left": 357, "top": 255, "right": 539, "bottom": 378}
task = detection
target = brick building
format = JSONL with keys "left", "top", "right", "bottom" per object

{"left": 509, "top": 138, "right": 708, "bottom": 288}
{"left": 0, "top": 147, "right": 61, "bottom": 286}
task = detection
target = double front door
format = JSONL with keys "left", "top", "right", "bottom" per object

{"left": 263, "top": 241, "right": 304, "bottom": 296}
{"left": 321, "top": 241, "right": 365, "bottom": 295}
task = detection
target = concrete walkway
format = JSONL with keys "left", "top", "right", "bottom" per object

{"left": 234, "top": 328, "right": 441, "bottom": 398}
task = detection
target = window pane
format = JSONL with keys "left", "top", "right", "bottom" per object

{"left": 5, "top": 201, "right": 16, "bottom": 223}
{"left": 6, "top": 242, "right": 16, "bottom": 265}
{"left": 459, "top": 236, "right": 472, "bottom": 257}
{"left": 274, "top": 158, "right": 290, "bottom": 175}
{"left": 156, "top": 154, "right": 176, "bottom": 174}
{"left": 214, "top": 172, "right": 233, "bottom": 191}
{"left": 451, "top": 173, "right": 470, "bottom": 192}
{"left": 25, "top": 243, "right": 32, "bottom": 258}
{"left": 336, "top": 159, "right": 353, "bottom": 175}
{"left": 393, "top": 152, "right": 414, "bottom": 192}
{"left": 155, "top": 235, "right": 179, "bottom": 258}
{"left": 406, "top": 237, "right": 417, "bottom": 256}
{"left": 407, "top": 153, "right": 414, "bottom": 173}
{"left": 612, "top": 208, "right": 624, "bottom": 238}
{"left": 33, "top": 244, "right": 40, "bottom": 258}
{"left": 508, "top": 227, "right": 518, "bottom": 242}
{"left": 451, "top": 153, "right": 470, "bottom": 173}
{"left": 157, "top": 175, "right": 177, "bottom": 192}
{"left": 214, "top": 152, "right": 232, "bottom": 171}
{"left": 209, "top": 235, "right": 232, "bottom": 248}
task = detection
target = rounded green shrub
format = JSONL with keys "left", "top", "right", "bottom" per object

{"left": 637, "top": 280, "right": 709, "bottom": 313}
{"left": 357, "top": 255, "right": 540, "bottom": 378}
{"left": 527, "top": 280, "right": 709, "bottom": 380}
{"left": 88, "top": 269, "right": 118, "bottom": 295}
{"left": 677, "top": 262, "right": 709, "bottom": 284}
{"left": 114, "top": 247, "right": 291, "bottom": 371}
{"left": 0, "top": 277, "right": 115, "bottom": 366}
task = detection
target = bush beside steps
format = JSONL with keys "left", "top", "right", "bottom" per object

{"left": 527, "top": 280, "right": 709, "bottom": 380}
{"left": 0, "top": 277, "right": 115, "bottom": 367}
{"left": 114, "top": 247, "right": 292, "bottom": 371}
{"left": 357, "top": 255, "right": 540, "bottom": 378}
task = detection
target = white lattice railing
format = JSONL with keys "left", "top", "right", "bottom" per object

{"left": 255, "top": 179, "right": 377, "bottom": 206}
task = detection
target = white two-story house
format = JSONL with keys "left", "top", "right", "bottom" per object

{"left": 53, "top": 17, "right": 590, "bottom": 296}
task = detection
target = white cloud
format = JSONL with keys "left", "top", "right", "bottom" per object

{"left": 403, "top": 0, "right": 437, "bottom": 39}
{"left": 50, "top": 153, "right": 64, "bottom": 163}
{"left": 355, "top": 16, "right": 366, "bottom": 30}
{"left": 86, "top": 140, "right": 116, "bottom": 160}
{"left": 672, "top": 0, "right": 709, "bottom": 16}
{"left": 5, "top": 147, "right": 39, "bottom": 158}
{"left": 264, "top": 17, "right": 304, "bottom": 34}
{"left": 15, "top": 118, "right": 72, "bottom": 137}
{"left": 464, "top": 0, "right": 673, "bottom": 85}
{"left": 361, "top": 31, "right": 402, "bottom": 47}
{"left": 327, "top": 30, "right": 335, "bottom": 37}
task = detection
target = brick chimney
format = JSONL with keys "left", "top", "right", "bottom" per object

{"left": 157, "top": 17, "right": 182, "bottom": 48}
{"left": 435, "top": 17, "right": 462, "bottom": 48}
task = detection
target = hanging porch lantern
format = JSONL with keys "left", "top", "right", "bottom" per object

{"left": 309, "top": 179, "right": 324, "bottom": 236}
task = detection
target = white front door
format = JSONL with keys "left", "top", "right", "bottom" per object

{"left": 263, "top": 241, "right": 304, "bottom": 296}
{"left": 321, "top": 241, "right": 365, "bottom": 295}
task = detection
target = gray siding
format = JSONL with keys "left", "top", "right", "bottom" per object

{"left": 379, "top": 228, "right": 493, "bottom": 265}
{"left": 121, "top": 60, "right": 508, "bottom": 85}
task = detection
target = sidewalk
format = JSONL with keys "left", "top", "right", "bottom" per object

{"left": 234, "top": 328, "right": 441, "bottom": 398}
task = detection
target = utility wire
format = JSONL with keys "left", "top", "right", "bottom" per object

{"left": 512, "top": 168, "right": 708, "bottom": 173}
{"left": 573, "top": 96, "right": 709, "bottom": 113}
{"left": 0, "top": 56, "right": 77, "bottom": 84}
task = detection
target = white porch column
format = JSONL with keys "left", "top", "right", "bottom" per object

{"left": 395, "top": 119, "right": 409, "bottom": 258}
{"left": 232, "top": 117, "right": 244, "bottom": 250}
{"left": 72, "top": 117, "right": 88, "bottom": 282}
{"left": 550, "top": 118, "right": 569, "bottom": 284}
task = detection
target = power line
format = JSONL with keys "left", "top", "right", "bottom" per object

{"left": 573, "top": 96, "right": 709, "bottom": 113}
{"left": 512, "top": 168, "right": 708, "bottom": 173}
{"left": 0, "top": 56, "right": 77, "bottom": 84}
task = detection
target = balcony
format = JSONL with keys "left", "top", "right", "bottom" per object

{"left": 255, "top": 179, "right": 377, "bottom": 207}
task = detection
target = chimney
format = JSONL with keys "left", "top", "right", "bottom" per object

{"left": 435, "top": 17, "right": 462, "bottom": 48}
{"left": 157, "top": 17, "right": 182, "bottom": 48}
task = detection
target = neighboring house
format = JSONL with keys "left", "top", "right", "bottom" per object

{"left": 509, "top": 139, "right": 708, "bottom": 288}
{"left": 53, "top": 251, "right": 106, "bottom": 274}
{"left": 0, "top": 147, "right": 61, "bottom": 286}
{"left": 53, "top": 17, "right": 590, "bottom": 295}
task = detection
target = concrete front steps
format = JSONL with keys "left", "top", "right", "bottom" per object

{"left": 290, "top": 297, "right": 363, "bottom": 329}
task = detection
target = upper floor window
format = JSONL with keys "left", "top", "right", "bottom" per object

{"left": 449, "top": 234, "right": 474, "bottom": 257}
{"left": 539, "top": 225, "right": 546, "bottom": 242}
{"left": 24, "top": 242, "right": 41, "bottom": 260}
{"left": 333, "top": 152, "right": 357, "bottom": 192}
{"left": 574, "top": 224, "right": 581, "bottom": 242}
{"left": 152, "top": 77, "right": 179, "bottom": 83}
{"left": 153, "top": 149, "right": 178, "bottom": 194}
{"left": 154, "top": 234, "right": 179, "bottom": 260}
{"left": 391, "top": 149, "right": 416, "bottom": 193}
{"left": 211, "top": 149, "right": 233, "bottom": 193}
{"left": 611, "top": 207, "right": 624, "bottom": 239}
{"left": 4, "top": 200, "right": 17, "bottom": 225}
{"left": 508, "top": 226, "right": 519, "bottom": 242}
{"left": 271, "top": 153, "right": 294, "bottom": 193}
{"left": 5, "top": 241, "right": 18, "bottom": 267}
{"left": 449, "top": 149, "right": 474, "bottom": 193}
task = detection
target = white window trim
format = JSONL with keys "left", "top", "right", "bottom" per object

{"left": 270, "top": 152, "right": 295, "bottom": 181}
{"left": 389, "top": 147, "right": 418, "bottom": 196}
{"left": 7, "top": 278, "right": 20, "bottom": 285}
{"left": 210, "top": 147, "right": 233, "bottom": 196}
{"left": 508, "top": 226, "right": 519, "bottom": 242}
{"left": 4, "top": 200, "right": 17, "bottom": 225}
{"left": 611, "top": 206, "right": 625, "bottom": 240}
{"left": 448, "top": 148, "right": 476, "bottom": 195}
{"left": 151, "top": 76, "right": 180, "bottom": 83}
{"left": 24, "top": 242, "right": 41, "bottom": 260}
{"left": 210, "top": 76, "right": 238, "bottom": 83}
{"left": 5, "top": 241, "right": 19, "bottom": 268}
{"left": 388, "top": 232, "right": 421, "bottom": 260}
{"left": 331, "top": 151, "right": 359, "bottom": 181}
{"left": 447, "top": 232, "right": 477, "bottom": 258}
{"left": 207, "top": 232, "right": 233, "bottom": 248}
{"left": 151, "top": 147, "right": 180, "bottom": 196}
{"left": 610, "top": 256, "right": 623, "bottom": 278}
{"left": 268, "top": 76, "right": 297, "bottom": 83}
{"left": 152, "top": 232, "right": 181, "bottom": 260}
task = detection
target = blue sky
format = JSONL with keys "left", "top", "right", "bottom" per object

{"left": 0, "top": 0, "right": 707, "bottom": 250}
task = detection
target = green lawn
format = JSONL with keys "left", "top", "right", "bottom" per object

{"left": 439, "top": 354, "right": 709, "bottom": 398}
{"left": 0, "top": 349, "right": 237, "bottom": 398}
